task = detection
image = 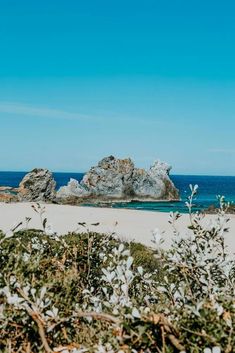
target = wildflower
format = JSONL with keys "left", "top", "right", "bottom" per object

{"left": 151, "top": 227, "right": 162, "bottom": 245}
{"left": 132, "top": 307, "right": 141, "bottom": 318}
{"left": 46, "top": 305, "right": 59, "bottom": 319}
{"left": 45, "top": 223, "right": 55, "bottom": 236}
{"left": 137, "top": 266, "right": 143, "bottom": 276}
{"left": 204, "top": 348, "right": 221, "bottom": 353}
{"left": 1, "top": 287, "right": 24, "bottom": 306}
{"left": 22, "top": 252, "right": 30, "bottom": 262}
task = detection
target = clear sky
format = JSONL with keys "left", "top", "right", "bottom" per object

{"left": 0, "top": 0, "right": 235, "bottom": 175}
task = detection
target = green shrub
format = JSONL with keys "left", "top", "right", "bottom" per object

{"left": 0, "top": 188, "right": 234, "bottom": 352}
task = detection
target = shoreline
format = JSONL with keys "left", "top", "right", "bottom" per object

{"left": 0, "top": 202, "right": 235, "bottom": 255}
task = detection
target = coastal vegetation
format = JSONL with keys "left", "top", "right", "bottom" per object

{"left": 0, "top": 187, "right": 234, "bottom": 352}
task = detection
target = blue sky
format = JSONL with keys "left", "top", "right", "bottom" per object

{"left": 0, "top": 0, "right": 235, "bottom": 175}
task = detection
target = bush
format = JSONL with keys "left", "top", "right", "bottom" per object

{"left": 0, "top": 188, "right": 234, "bottom": 352}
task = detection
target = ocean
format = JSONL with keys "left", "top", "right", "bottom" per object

{"left": 0, "top": 171, "right": 235, "bottom": 213}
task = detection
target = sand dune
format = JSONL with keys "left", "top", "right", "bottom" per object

{"left": 0, "top": 202, "right": 235, "bottom": 255}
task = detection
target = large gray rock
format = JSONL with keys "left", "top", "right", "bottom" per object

{"left": 18, "top": 168, "right": 56, "bottom": 201}
{"left": 82, "top": 156, "right": 135, "bottom": 198}
{"left": 132, "top": 160, "right": 178, "bottom": 200}
{"left": 57, "top": 156, "right": 179, "bottom": 201}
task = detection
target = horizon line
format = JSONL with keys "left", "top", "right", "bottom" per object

{"left": 0, "top": 170, "right": 234, "bottom": 178}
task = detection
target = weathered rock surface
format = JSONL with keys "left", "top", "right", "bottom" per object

{"left": 0, "top": 192, "right": 18, "bottom": 203}
{"left": 18, "top": 168, "right": 56, "bottom": 202}
{"left": 57, "top": 156, "right": 179, "bottom": 202}
{"left": 57, "top": 178, "right": 90, "bottom": 199}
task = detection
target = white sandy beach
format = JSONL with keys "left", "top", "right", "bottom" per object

{"left": 0, "top": 202, "right": 235, "bottom": 255}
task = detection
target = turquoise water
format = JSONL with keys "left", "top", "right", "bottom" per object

{"left": 0, "top": 172, "right": 235, "bottom": 213}
{"left": 116, "top": 175, "right": 235, "bottom": 213}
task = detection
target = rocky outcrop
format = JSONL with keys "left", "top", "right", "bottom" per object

{"left": 18, "top": 168, "right": 56, "bottom": 202}
{"left": 0, "top": 187, "right": 19, "bottom": 203}
{"left": 0, "top": 191, "right": 18, "bottom": 203}
{"left": 56, "top": 178, "right": 90, "bottom": 199}
{"left": 57, "top": 156, "right": 179, "bottom": 202}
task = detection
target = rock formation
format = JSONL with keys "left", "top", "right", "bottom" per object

{"left": 56, "top": 178, "right": 90, "bottom": 199}
{"left": 57, "top": 156, "right": 179, "bottom": 202}
{"left": 18, "top": 168, "right": 56, "bottom": 202}
{"left": 0, "top": 187, "right": 20, "bottom": 203}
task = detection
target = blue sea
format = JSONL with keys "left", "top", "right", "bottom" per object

{"left": 0, "top": 171, "right": 235, "bottom": 213}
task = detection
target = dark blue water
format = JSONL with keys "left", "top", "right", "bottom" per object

{"left": 1, "top": 171, "right": 235, "bottom": 213}
{"left": 0, "top": 172, "right": 84, "bottom": 190}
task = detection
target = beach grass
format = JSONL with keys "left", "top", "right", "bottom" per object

{"left": 0, "top": 200, "right": 234, "bottom": 352}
